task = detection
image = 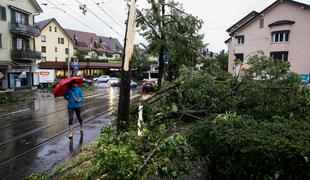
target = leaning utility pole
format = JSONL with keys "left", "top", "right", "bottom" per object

{"left": 158, "top": 1, "right": 166, "bottom": 88}
{"left": 117, "top": 0, "right": 137, "bottom": 132}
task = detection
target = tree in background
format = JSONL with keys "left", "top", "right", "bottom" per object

{"left": 131, "top": 44, "right": 157, "bottom": 80}
{"left": 138, "top": 0, "right": 204, "bottom": 86}
{"left": 216, "top": 50, "right": 228, "bottom": 71}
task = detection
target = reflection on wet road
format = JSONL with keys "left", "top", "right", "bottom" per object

{"left": 0, "top": 86, "right": 140, "bottom": 179}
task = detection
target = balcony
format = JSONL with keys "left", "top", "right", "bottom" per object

{"left": 10, "top": 22, "right": 40, "bottom": 37}
{"left": 11, "top": 50, "right": 41, "bottom": 60}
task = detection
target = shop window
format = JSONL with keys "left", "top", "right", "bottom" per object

{"left": 8, "top": 72, "right": 29, "bottom": 89}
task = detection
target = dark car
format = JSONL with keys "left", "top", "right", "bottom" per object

{"left": 142, "top": 79, "right": 157, "bottom": 92}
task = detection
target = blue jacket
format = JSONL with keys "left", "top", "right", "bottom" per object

{"left": 64, "top": 87, "right": 84, "bottom": 108}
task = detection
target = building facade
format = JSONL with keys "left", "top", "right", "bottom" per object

{"left": 35, "top": 18, "right": 75, "bottom": 77}
{"left": 0, "top": 0, "right": 42, "bottom": 90}
{"left": 226, "top": 0, "right": 310, "bottom": 75}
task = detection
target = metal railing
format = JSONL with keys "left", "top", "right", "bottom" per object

{"left": 11, "top": 49, "right": 41, "bottom": 60}
{"left": 10, "top": 22, "right": 40, "bottom": 37}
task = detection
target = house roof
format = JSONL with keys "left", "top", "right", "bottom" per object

{"left": 227, "top": 0, "right": 310, "bottom": 35}
{"left": 30, "top": 0, "right": 43, "bottom": 13}
{"left": 35, "top": 18, "right": 75, "bottom": 45}
{"left": 64, "top": 29, "right": 123, "bottom": 54}
{"left": 35, "top": 18, "right": 54, "bottom": 30}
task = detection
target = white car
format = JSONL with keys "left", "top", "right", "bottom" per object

{"left": 110, "top": 77, "right": 119, "bottom": 86}
{"left": 97, "top": 75, "right": 110, "bottom": 83}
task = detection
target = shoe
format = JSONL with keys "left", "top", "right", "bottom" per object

{"left": 68, "top": 126, "right": 73, "bottom": 139}
{"left": 80, "top": 124, "right": 83, "bottom": 132}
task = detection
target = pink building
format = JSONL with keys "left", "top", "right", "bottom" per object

{"left": 226, "top": 0, "right": 310, "bottom": 74}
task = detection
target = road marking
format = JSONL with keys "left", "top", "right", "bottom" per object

{"left": 0, "top": 109, "right": 31, "bottom": 117}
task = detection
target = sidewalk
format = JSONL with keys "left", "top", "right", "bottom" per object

{"left": 0, "top": 112, "right": 114, "bottom": 180}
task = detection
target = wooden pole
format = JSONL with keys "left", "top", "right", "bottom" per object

{"left": 117, "top": 0, "right": 137, "bottom": 132}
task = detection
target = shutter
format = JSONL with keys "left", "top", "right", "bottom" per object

{"left": 11, "top": 9, "right": 16, "bottom": 22}
{"left": 0, "top": 34, "right": 2, "bottom": 48}
{"left": 25, "top": 14, "right": 29, "bottom": 25}
{"left": 0, "top": 6, "right": 6, "bottom": 21}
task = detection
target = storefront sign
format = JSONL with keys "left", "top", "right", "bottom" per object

{"left": 40, "top": 71, "right": 50, "bottom": 76}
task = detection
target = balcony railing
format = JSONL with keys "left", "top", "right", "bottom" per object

{"left": 11, "top": 50, "right": 41, "bottom": 60}
{"left": 10, "top": 22, "right": 40, "bottom": 37}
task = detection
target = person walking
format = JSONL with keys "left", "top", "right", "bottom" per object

{"left": 64, "top": 80, "right": 84, "bottom": 139}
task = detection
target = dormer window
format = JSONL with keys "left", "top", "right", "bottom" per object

{"left": 272, "top": 30, "right": 289, "bottom": 43}
{"left": 235, "top": 35, "right": 244, "bottom": 45}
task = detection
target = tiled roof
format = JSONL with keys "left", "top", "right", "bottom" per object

{"left": 35, "top": 18, "right": 54, "bottom": 30}
{"left": 64, "top": 29, "right": 123, "bottom": 54}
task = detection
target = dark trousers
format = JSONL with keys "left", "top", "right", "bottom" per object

{"left": 68, "top": 107, "right": 83, "bottom": 125}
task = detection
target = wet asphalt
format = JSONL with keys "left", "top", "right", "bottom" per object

{"left": 0, "top": 85, "right": 140, "bottom": 180}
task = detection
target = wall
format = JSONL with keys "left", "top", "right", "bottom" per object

{"left": 228, "top": 2, "right": 310, "bottom": 74}
{"left": 35, "top": 21, "right": 75, "bottom": 63}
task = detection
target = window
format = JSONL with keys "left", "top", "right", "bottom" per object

{"left": 61, "top": 38, "right": 64, "bottom": 44}
{"left": 0, "top": 5, "right": 6, "bottom": 21}
{"left": 272, "top": 30, "right": 290, "bottom": 43}
{"left": 12, "top": 37, "right": 29, "bottom": 51}
{"left": 41, "top": 56, "right": 47, "bottom": 62}
{"left": 65, "top": 58, "right": 69, "bottom": 62}
{"left": 9, "top": 72, "right": 29, "bottom": 88}
{"left": 271, "top": 51, "right": 289, "bottom": 61}
{"left": 54, "top": 27, "right": 57, "bottom": 32}
{"left": 65, "top": 48, "right": 69, "bottom": 54}
{"left": 58, "top": 37, "right": 61, "bottom": 44}
{"left": 11, "top": 10, "right": 28, "bottom": 25}
{"left": 259, "top": 18, "right": 264, "bottom": 28}
{"left": 235, "top": 53, "right": 244, "bottom": 62}
{"left": 0, "top": 34, "right": 2, "bottom": 48}
{"left": 55, "top": 47, "right": 58, "bottom": 52}
{"left": 41, "top": 46, "right": 46, "bottom": 53}
{"left": 55, "top": 57, "right": 58, "bottom": 62}
{"left": 235, "top": 36, "right": 245, "bottom": 45}
{"left": 41, "top": 35, "right": 46, "bottom": 42}
{"left": 49, "top": 26, "right": 52, "bottom": 32}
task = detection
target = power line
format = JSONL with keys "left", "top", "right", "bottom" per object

{"left": 45, "top": 0, "right": 103, "bottom": 35}
{"left": 73, "top": 0, "right": 124, "bottom": 37}
{"left": 91, "top": 0, "right": 125, "bottom": 30}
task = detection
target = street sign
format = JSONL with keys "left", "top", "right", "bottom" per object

{"left": 164, "top": 49, "right": 169, "bottom": 64}
{"left": 73, "top": 59, "right": 79, "bottom": 72}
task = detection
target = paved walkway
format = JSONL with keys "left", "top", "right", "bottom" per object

{"left": 0, "top": 113, "right": 114, "bottom": 180}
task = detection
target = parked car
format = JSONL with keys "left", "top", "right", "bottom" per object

{"left": 83, "top": 78, "right": 94, "bottom": 86}
{"left": 142, "top": 79, "right": 157, "bottom": 92}
{"left": 110, "top": 77, "right": 120, "bottom": 86}
{"left": 131, "top": 80, "right": 138, "bottom": 88}
{"left": 97, "top": 75, "right": 110, "bottom": 83}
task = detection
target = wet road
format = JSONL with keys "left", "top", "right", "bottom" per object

{"left": 0, "top": 86, "right": 140, "bottom": 179}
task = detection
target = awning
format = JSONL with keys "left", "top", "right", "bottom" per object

{"left": 38, "top": 61, "right": 122, "bottom": 69}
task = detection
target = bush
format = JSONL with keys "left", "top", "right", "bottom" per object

{"left": 187, "top": 114, "right": 310, "bottom": 179}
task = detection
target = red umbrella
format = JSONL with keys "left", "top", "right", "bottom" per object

{"left": 53, "top": 77, "right": 83, "bottom": 97}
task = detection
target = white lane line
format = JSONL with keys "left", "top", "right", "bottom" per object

{"left": 0, "top": 109, "right": 31, "bottom": 117}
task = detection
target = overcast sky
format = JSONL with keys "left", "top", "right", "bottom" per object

{"left": 36, "top": 0, "right": 310, "bottom": 53}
